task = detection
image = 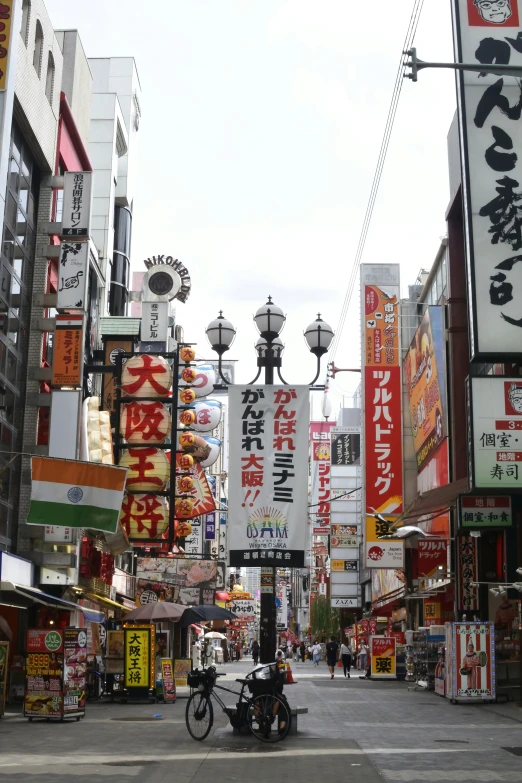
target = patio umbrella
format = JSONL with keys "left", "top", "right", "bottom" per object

{"left": 178, "top": 605, "right": 237, "bottom": 627}
{"left": 125, "top": 602, "right": 187, "bottom": 623}
{"left": 204, "top": 631, "right": 226, "bottom": 639}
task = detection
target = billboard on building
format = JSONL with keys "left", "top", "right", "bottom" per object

{"left": 404, "top": 306, "right": 447, "bottom": 471}
{"left": 361, "top": 264, "right": 404, "bottom": 569}
{"left": 451, "top": 0, "right": 522, "bottom": 359}
{"left": 460, "top": 496, "right": 512, "bottom": 527}
{"left": 57, "top": 241, "right": 89, "bottom": 311}
{"left": 469, "top": 377, "right": 522, "bottom": 489}
{"left": 61, "top": 172, "right": 93, "bottom": 238}
{"left": 331, "top": 427, "right": 360, "bottom": 466}
{"left": 52, "top": 315, "right": 84, "bottom": 387}
{"left": 228, "top": 386, "right": 309, "bottom": 567}
{"left": 310, "top": 421, "right": 335, "bottom": 536}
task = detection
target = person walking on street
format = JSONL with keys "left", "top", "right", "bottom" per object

{"left": 251, "top": 638, "right": 260, "bottom": 667}
{"left": 326, "top": 636, "right": 339, "bottom": 679}
{"left": 300, "top": 641, "right": 306, "bottom": 662}
{"left": 358, "top": 641, "right": 368, "bottom": 672}
{"left": 292, "top": 641, "right": 299, "bottom": 662}
{"left": 340, "top": 637, "right": 352, "bottom": 678}
{"left": 312, "top": 641, "right": 322, "bottom": 667}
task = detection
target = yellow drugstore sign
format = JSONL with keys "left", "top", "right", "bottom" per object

{"left": 124, "top": 626, "right": 153, "bottom": 689}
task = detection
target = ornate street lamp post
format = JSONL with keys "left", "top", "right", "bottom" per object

{"left": 206, "top": 297, "right": 334, "bottom": 663}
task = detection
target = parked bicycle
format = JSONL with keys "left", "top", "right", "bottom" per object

{"left": 85, "top": 655, "right": 105, "bottom": 701}
{"left": 185, "top": 663, "right": 291, "bottom": 743}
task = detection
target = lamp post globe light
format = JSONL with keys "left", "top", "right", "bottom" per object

{"left": 205, "top": 297, "right": 334, "bottom": 664}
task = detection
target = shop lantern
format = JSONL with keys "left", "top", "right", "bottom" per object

{"left": 181, "top": 366, "right": 198, "bottom": 384}
{"left": 190, "top": 399, "right": 222, "bottom": 432}
{"left": 175, "top": 463, "right": 216, "bottom": 518}
{"left": 121, "top": 401, "right": 171, "bottom": 443}
{"left": 176, "top": 520, "right": 192, "bottom": 538}
{"left": 180, "top": 346, "right": 196, "bottom": 363}
{"left": 179, "top": 409, "right": 196, "bottom": 427}
{"left": 175, "top": 497, "right": 195, "bottom": 518}
{"left": 179, "top": 388, "right": 196, "bottom": 405}
{"left": 177, "top": 431, "right": 211, "bottom": 462}
{"left": 120, "top": 447, "right": 170, "bottom": 491}
{"left": 177, "top": 475, "right": 195, "bottom": 494}
{"left": 120, "top": 494, "right": 169, "bottom": 539}
{"left": 179, "top": 431, "right": 196, "bottom": 451}
{"left": 179, "top": 364, "right": 216, "bottom": 398}
{"left": 176, "top": 453, "right": 194, "bottom": 469}
{"left": 121, "top": 354, "right": 173, "bottom": 398}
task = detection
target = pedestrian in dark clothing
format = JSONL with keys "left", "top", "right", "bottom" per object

{"left": 251, "top": 639, "right": 260, "bottom": 667}
{"left": 326, "top": 636, "right": 339, "bottom": 679}
{"left": 300, "top": 642, "right": 306, "bottom": 662}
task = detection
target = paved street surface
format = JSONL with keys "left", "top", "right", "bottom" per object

{"left": 1, "top": 657, "right": 522, "bottom": 781}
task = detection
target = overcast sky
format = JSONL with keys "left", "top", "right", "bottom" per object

{"left": 46, "top": 0, "right": 455, "bottom": 417}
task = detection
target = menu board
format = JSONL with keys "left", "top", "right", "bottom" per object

{"left": 63, "top": 629, "right": 87, "bottom": 714}
{"left": 0, "top": 642, "right": 8, "bottom": 717}
{"left": 24, "top": 629, "right": 64, "bottom": 718}
{"left": 174, "top": 658, "right": 191, "bottom": 688}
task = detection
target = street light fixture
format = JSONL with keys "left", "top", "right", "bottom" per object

{"left": 205, "top": 296, "right": 334, "bottom": 663}
{"left": 404, "top": 47, "right": 522, "bottom": 82}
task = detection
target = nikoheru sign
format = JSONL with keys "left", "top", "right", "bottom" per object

{"left": 228, "top": 386, "right": 309, "bottom": 567}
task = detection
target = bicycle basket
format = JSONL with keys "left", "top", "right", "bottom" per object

{"left": 250, "top": 663, "right": 279, "bottom": 680}
{"left": 187, "top": 673, "right": 202, "bottom": 688}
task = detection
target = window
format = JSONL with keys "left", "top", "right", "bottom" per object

{"left": 45, "top": 52, "right": 54, "bottom": 104}
{"left": 20, "top": 0, "right": 30, "bottom": 46}
{"left": 33, "top": 20, "right": 43, "bottom": 77}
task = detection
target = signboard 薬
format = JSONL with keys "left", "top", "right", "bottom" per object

{"left": 370, "top": 636, "right": 396, "bottom": 679}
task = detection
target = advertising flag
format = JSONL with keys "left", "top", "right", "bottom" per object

{"left": 27, "top": 457, "right": 127, "bottom": 534}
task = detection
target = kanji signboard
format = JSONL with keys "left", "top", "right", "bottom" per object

{"left": 228, "top": 386, "right": 309, "bottom": 567}
{"left": 52, "top": 315, "right": 84, "bottom": 387}
{"left": 61, "top": 172, "right": 93, "bottom": 237}
{"left": 124, "top": 626, "right": 152, "bottom": 689}
{"left": 460, "top": 496, "right": 512, "bottom": 527}
{"left": 469, "top": 377, "right": 522, "bottom": 488}
{"left": 452, "top": 0, "right": 522, "bottom": 359}
{"left": 370, "top": 636, "right": 396, "bottom": 679}
{"left": 457, "top": 536, "right": 479, "bottom": 612}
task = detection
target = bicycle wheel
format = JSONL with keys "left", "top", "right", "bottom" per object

{"left": 247, "top": 693, "right": 291, "bottom": 743}
{"left": 185, "top": 691, "right": 214, "bottom": 741}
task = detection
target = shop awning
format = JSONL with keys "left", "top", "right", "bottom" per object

{"left": 391, "top": 478, "right": 469, "bottom": 531}
{"left": 84, "top": 592, "right": 132, "bottom": 613}
{"left": 0, "top": 582, "right": 104, "bottom": 622}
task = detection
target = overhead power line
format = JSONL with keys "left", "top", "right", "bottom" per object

{"left": 329, "top": 0, "right": 425, "bottom": 364}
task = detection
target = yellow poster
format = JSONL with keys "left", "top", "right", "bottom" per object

{"left": 174, "top": 658, "right": 191, "bottom": 688}
{"left": 370, "top": 636, "right": 396, "bottom": 679}
{"left": 124, "top": 626, "right": 152, "bottom": 688}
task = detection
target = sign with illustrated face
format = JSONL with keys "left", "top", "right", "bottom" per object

{"left": 57, "top": 241, "right": 89, "bottom": 310}
{"left": 446, "top": 622, "right": 496, "bottom": 701}
{"left": 228, "top": 386, "right": 309, "bottom": 567}
{"left": 452, "top": 0, "right": 522, "bottom": 358}
{"left": 469, "top": 377, "right": 522, "bottom": 488}
{"left": 61, "top": 172, "right": 93, "bottom": 237}
{"left": 460, "top": 495, "right": 512, "bottom": 526}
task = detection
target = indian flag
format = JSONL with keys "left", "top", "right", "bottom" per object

{"left": 27, "top": 457, "right": 128, "bottom": 534}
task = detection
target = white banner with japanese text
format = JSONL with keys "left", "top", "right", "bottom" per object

{"left": 228, "top": 386, "right": 309, "bottom": 567}
{"left": 452, "top": 0, "right": 522, "bottom": 359}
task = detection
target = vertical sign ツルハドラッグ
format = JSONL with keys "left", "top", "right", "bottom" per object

{"left": 452, "top": 0, "right": 522, "bottom": 358}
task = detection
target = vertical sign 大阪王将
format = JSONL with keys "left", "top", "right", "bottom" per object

{"left": 61, "top": 172, "right": 93, "bottom": 237}
{"left": 452, "top": 0, "right": 522, "bottom": 359}
{"left": 124, "top": 626, "right": 152, "bottom": 689}
{"left": 361, "top": 265, "right": 404, "bottom": 569}
{"left": 228, "top": 386, "right": 309, "bottom": 567}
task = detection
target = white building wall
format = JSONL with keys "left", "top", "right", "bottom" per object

{"left": 55, "top": 30, "right": 92, "bottom": 147}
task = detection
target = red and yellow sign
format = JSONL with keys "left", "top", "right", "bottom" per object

{"left": 370, "top": 636, "right": 396, "bottom": 678}
{"left": 161, "top": 658, "right": 176, "bottom": 702}
{"left": 364, "top": 285, "right": 400, "bottom": 368}
{"left": 124, "top": 625, "right": 153, "bottom": 688}
{"left": 52, "top": 316, "right": 83, "bottom": 387}
{"left": 0, "top": 2, "right": 14, "bottom": 92}
{"left": 120, "top": 493, "right": 169, "bottom": 540}
{"left": 173, "top": 658, "right": 191, "bottom": 688}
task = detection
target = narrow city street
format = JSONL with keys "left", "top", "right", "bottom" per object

{"left": 1, "top": 660, "right": 522, "bottom": 782}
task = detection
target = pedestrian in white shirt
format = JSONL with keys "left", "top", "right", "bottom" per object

{"left": 312, "top": 641, "right": 322, "bottom": 667}
{"left": 340, "top": 638, "right": 352, "bottom": 678}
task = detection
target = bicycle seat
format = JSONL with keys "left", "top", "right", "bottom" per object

{"left": 235, "top": 678, "right": 249, "bottom": 684}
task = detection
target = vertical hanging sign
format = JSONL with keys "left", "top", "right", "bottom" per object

{"left": 361, "top": 265, "right": 404, "bottom": 569}
{"left": 452, "top": 0, "right": 522, "bottom": 358}
{"left": 228, "top": 386, "right": 309, "bottom": 567}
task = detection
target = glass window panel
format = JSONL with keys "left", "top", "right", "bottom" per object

{"left": 55, "top": 189, "right": 63, "bottom": 223}
{"left": 13, "top": 247, "right": 22, "bottom": 280}
{"left": 0, "top": 502, "right": 8, "bottom": 539}
{"left": 12, "top": 127, "right": 21, "bottom": 163}
{"left": 2, "top": 389, "right": 15, "bottom": 425}
{"left": 18, "top": 176, "right": 29, "bottom": 212}
{"left": 0, "top": 267, "right": 11, "bottom": 306}
{"left": 5, "top": 193, "right": 17, "bottom": 230}
{"left": 8, "top": 157, "right": 19, "bottom": 193}
{"left": 11, "top": 276, "right": 20, "bottom": 297}
{"left": 6, "top": 351, "right": 16, "bottom": 386}
{"left": 23, "top": 224, "right": 34, "bottom": 254}
{"left": 436, "top": 267, "right": 443, "bottom": 303}
{"left": 21, "top": 146, "right": 31, "bottom": 179}
{"left": 26, "top": 193, "right": 35, "bottom": 225}
{"left": 0, "top": 340, "right": 5, "bottom": 377}
{"left": 442, "top": 252, "right": 447, "bottom": 293}
{"left": 2, "top": 229, "right": 14, "bottom": 266}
